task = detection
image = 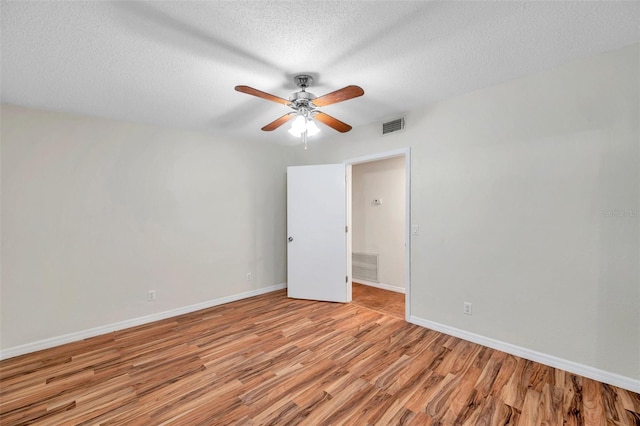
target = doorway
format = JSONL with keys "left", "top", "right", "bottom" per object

{"left": 345, "top": 148, "right": 411, "bottom": 320}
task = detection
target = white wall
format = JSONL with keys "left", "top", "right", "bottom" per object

{"left": 297, "top": 44, "right": 640, "bottom": 384}
{"left": 352, "top": 157, "right": 405, "bottom": 290}
{"left": 0, "top": 105, "right": 291, "bottom": 352}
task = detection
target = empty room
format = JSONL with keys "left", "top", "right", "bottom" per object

{"left": 1, "top": 1, "right": 639, "bottom": 424}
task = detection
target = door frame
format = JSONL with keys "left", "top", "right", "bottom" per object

{"left": 345, "top": 148, "right": 411, "bottom": 320}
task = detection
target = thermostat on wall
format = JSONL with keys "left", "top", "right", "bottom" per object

{"left": 373, "top": 198, "right": 382, "bottom": 205}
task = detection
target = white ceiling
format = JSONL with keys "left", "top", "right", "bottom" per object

{"left": 1, "top": 1, "right": 639, "bottom": 144}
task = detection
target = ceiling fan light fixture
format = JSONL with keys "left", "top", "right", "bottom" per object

{"left": 306, "top": 119, "right": 320, "bottom": 136}
{"left": 289, "top": 114, "right": 307, "bottom": 136}
{"left": 289, "top": 116, "right": 320, "bottom": 138}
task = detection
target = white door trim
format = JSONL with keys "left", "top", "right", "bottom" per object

{"left": 344, "top": 148, "right": 411, "bottom": 321}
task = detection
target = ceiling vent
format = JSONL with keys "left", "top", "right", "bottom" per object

{"left": 382, "top": 118, "right": 405, "bottom": 135}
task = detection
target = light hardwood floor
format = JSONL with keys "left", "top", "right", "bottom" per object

{"left": 352, "top": 282, "right": 405, "bottom": 319}
{"left": 1, "top": 289, "right": 639, "bottom": 425}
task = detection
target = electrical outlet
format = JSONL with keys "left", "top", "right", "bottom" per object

{"left": 463, "top": 302, "right": 472, "bottom": 315}
{"left": 147, "top": 290, "right": 156, "bottom": 302}
{"left": 247, "top": 272, "right": 252, "bottom": 281}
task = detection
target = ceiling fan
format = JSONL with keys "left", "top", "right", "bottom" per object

{"left": 235, "top": 75, "right": 364, "bottom": 144}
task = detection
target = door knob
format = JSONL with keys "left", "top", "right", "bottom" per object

{"left": 288, "top": 237, "right": 293, "bottom": 242}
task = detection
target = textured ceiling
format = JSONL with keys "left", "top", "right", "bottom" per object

{"left": 1, "top": 1, "right": 639, "bottom": 144}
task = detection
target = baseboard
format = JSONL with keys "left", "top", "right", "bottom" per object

{"left": 409, "top": 315, "right": 640, "bottom": 394}
{"left": 0, "top": 283, "right": 287, "bottom": 361}
{"left": 353, "top": 279, "right": 405, "bottom": 294}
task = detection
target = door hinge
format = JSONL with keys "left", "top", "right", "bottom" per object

{"left": 346, "top": 276, "right": 348, "bottom": 283}
{"left": 345, "top": 225, "right": 348, "bottom": 233}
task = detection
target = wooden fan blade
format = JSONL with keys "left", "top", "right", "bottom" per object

{"left": 314, "top": 112, "right": 352, "bottom": 133}
{"left": 312, "top": 85, "right": 364, "bottom": 107}
{"left": 235, "top": 85, "right": 290, "bottom": 106}
{"left": 262, "top": 112, "right": 296, "bottom": 131}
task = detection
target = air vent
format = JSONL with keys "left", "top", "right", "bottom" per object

{"left": 382, "top": 118, "right": 405, "bottom": 135}
{"left": 353, "top": 252, "right": 379, "bottom": 282}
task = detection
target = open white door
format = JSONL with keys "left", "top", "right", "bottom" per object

{"left": 287, "top": 164, "right": 347, "bottom": 303}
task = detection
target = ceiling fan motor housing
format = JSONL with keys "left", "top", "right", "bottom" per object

{"left": 289, "top": 90, "right": 316, "bottom": 110}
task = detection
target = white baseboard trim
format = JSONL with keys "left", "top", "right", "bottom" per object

{"left": 353, "top": 279, "right": 405, "bottom": 294}
{"left": 409, "top": 315, "right": 640, "bottom": 394}
{"left": 0, "top": 283, "right": 287, "bottom": 361}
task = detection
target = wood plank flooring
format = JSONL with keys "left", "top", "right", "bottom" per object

{"left": 1, "top": 289, "right": 639, "bottom": 425}
{"left": 352, "top": 283, "right": 405, "bottom": 319}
